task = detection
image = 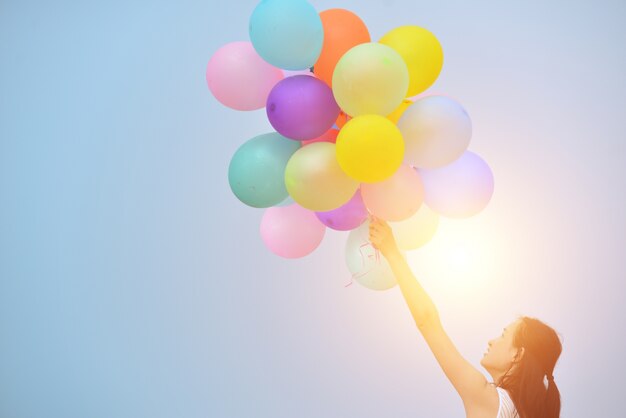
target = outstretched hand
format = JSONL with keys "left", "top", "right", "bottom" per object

{"left": 368, "top": 215, "right": 400, "bottom": 257}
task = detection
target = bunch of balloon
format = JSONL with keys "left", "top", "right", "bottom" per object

{"left": 206, "top": 0, "right": 495, "bottom": 291}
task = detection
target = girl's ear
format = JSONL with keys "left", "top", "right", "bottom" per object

{"left": 515, "top": 347, "right": 525, "bottom": 362}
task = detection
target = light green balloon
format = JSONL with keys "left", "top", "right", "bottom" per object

{"left": 228, "top": 133, "right": 301, "bottom": 208}
{"left": 345, "top": 220, "right": 400, "bottom": 291}
{"left": 284, "top": 142, "right": 359, "bottom": 212}
{"left": 332, "top": 43, "right": 409, "bottom": 117}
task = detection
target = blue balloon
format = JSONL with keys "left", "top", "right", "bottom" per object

{"left": 249, "top": 0, "right": 323, "bottom": 70}
{"left": 228, "top": 133, "right": 301, "bottom": 208}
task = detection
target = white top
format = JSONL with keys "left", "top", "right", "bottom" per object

{"left": 495, "top": 387, "right": 519, "bottom": 418}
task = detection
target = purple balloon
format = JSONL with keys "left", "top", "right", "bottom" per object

{"left": 267, "top": 75, "right": 340, "bottom": 140}
{"left": 416, "top": 151, "right": 494, "bottom": 219}
{"left": 315, "top": 189, "right": 368, "bottom": 231}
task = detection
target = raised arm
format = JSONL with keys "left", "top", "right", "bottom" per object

{"left": 369, "top": 217, "right": 498, "bottom": 415}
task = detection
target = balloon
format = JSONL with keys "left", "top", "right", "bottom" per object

{"left": 398, "top": 95, "right": 471, "bottom": 169}
{"left": 283, "top": 68, "right": 315, "bottom": 78}
{"left": 387, "top": 99, "right": 413, "bottom": 124}
{"left": 301, "top": 128, "right": 339, "bottom": 146}
{"left": 417, "top": 151, "right": 494, "bottom": 218}
{"left": 267, "top": 75, "right": 340, "bottom": 141}
{"left": 276, "top": 195, "right": 295, "bottom": 207}
{"left": 314, "top": 9, "right": 370, "bottom": 87}
{"left": 361, "top": 164, "right": 424, "bottom": 221}
{"left": 228, "top": 133, "right": 301, "bottom": 208}
{"left": 260, "top": 204, "right": 326, "bottom": 258}
{"left": 206, "top": 42, "right": 284, "bottom": 111}
{"left": 390, "top": 204, "right": 439, "bottom": 250}
{"left": 285, "top": 142, "right": 359, "bottom": 211}
{"left": 249, "top": 0, "right": 323, "bottom": 70}
{"left": 332, "top": 43, "right": 409, "bottom": 116}
{"left": 379, "top": 26, "right": 444, "bottom": 97}
{"left": 335, "top": 110, "right": 350, "bottom": 128}
{"left": 345, "top": 220, "right": 398, "bottom": 290}
{"left": 315, "top": 189, "right": 368, "bottom": 231}
{"left": 336, "top": 115, "right": 405, "bottom": 183}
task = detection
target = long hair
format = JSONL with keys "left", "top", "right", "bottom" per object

{"left": 497, "top": 317, "right": 562, "bottom": 418}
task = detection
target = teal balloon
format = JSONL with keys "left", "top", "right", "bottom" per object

{"left": 249, "top": 0, "right": 323, "bottom": 70}
{"left": 228, "top": 133, "right": 301, "bottom": 208}
{"left": 276, "top": 195, "right": 295, "bottom": 207}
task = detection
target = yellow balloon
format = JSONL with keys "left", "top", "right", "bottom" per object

{"left": 379, "top": 26, "right": 443, "bottom": 97}
{"left": 387, "top": 99, "right": 413, "bottom": 124}
{"left": 390, "top": 204, "right": 439, "bottom": 250}
{"left": 285, "top": 142, "right": 359, "bottom": 212}
{"left": 332, "top": 43, "right": 409, "bottom": 117}
{"left": 336, "top": 115, "right": 405, "bottom": 183}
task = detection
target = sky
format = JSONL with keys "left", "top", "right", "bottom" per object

{"left": 1, "top": 0, "right": 625, "bottom": 417}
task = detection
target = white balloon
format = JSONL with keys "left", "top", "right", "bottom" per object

{"left": 398, "top": 95, "right": 471, "bottom": 169}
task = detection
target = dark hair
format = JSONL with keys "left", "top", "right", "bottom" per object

{"left": 497, "top": 317, "right": 562, "bottom": 418}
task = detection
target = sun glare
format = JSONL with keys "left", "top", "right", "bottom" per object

{"left": 448, "top": 242, "right": 472, "bottom": 272}
{"left": 405, "top": 215, "right": 501, "bottom": 292}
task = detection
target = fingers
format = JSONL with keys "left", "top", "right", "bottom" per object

{"left": 369, "top": 215, "right": 390, "bottom": 228}
{"left": 369, "top": 223, "right": 390, "bottom": 233}
{"left": 368, "top": 215, "right": 393, "bottom": 248}
{"left": 369, "top": 228, "right": 387, "bottom": 242}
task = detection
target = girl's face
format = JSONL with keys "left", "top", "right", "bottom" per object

{"left": 480, "top": 319, "right": 522, "bottom": 374}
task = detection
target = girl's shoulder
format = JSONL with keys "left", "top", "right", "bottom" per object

{"left": 494, "top": 386, "right": 519, "bottom": 418}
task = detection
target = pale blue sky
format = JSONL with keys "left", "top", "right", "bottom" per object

{"left": 1, "top": 1, "right": 625, "bottom": 417}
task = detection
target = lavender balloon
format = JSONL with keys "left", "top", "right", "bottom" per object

{"left": 416, "top": 151, "right": 494, "bottom": 218}
{"left": 266, "top": 75, "right": 340, "bottom": 140}
{"left": 315, "top": 189, "right": 368, "bottom": 231}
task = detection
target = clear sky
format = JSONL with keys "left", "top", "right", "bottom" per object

{"left": 1, "top": 0, "right": 625, "bottom": 417}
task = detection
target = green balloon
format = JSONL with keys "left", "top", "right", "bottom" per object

{"left": 228, "top": 133, "right": 301, "bottom": 208}
{"left": 332, "top": 43, "right": 409, "bottom": 117}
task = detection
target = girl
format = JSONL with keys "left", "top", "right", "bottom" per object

{"left": 368, "top": 217, "right": 562, "bottom": 418}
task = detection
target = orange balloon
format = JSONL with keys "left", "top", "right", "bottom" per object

{"left": 302, "top": 128, "right": 339, "bottom": 146}
{"left": 314, "top": 9, "right": 370, "bottom": 87}
{"left": 335, "top": 110, "right": 351, "bottom": 128}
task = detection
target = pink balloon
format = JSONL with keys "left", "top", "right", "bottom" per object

{"left": 206, "top": 41, "right": 284, "bottom": 111}
{"left": 260, "top": 204, "right": 326, "bottom": 258}
{"left": 416, "top": 151, "right": 494, "bottom": 218}
{"left": 361, "top": 164, "right": 424, "bottom": 221}
{"left": 315, "top": 189, "right": 368, "bottom": 231}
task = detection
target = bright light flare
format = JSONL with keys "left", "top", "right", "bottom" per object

{"left": 405, "top": 214, "right": 503, "bottom": 294}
